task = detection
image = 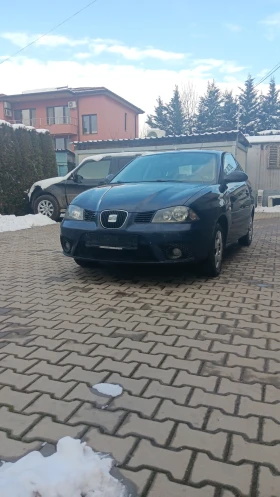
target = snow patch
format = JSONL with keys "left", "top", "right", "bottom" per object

{"left": 0, "top": 214, "right": 56, "bottom": 232}
{"left": 0, "top": 436, "right": 126, "bottom": 497}
{"left": 256, "top": 206, "right": 280, "bottom": 213}
{"left": 27, "top": 175, "right": 69, "bottom": 199}
{"left": 248, "top": 134, "right": 280, "bottom": 144}
{"left": 0, "top": 119, "right": 12, "bottom": 127}
{"left": 36, "top": 128, "right": 49, "bottom": 134}
{"left": 92, "top": 383, "right": 123, "bottom": 397}
{"left": 12, "top": 123, "right": 28, "bottom": 130}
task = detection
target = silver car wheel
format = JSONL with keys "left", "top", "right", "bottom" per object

{"left": 214, "top": 230, "right": 223, "bottom": 270}
{"left": 37, "top": 199, "right": 54, "bottom": 217}
{"left": 248, "top": 217, "right": 253, "bottom": 241}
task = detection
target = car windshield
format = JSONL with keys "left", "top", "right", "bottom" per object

{"left": 111, "top": 152, "right": 218, "bottom": 184}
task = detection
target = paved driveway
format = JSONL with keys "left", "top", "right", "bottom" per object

{"left": 0, "top": 213, "right": 280, "bottom": 496}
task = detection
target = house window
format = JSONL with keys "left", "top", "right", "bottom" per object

{"left": 268, "top": 144, "right": 280, "bottom": 169}
{"left": 82, "top": 114, "right": 97, "bottom": 134}
{"left": 47, "top": 106, "right": 70, "bottom": 125}
{"left": 54, "top": 137, "right": 70, "bottom": 150}
{"left": 124, "top": 113, "right": 127, "bottom": 131}
{"left": 14, "top": 109, "right": 36, "bottom": 126}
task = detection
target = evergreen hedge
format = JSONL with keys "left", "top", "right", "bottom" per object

{"left": 0, "top": 122, "right": 57, "bottom": 215}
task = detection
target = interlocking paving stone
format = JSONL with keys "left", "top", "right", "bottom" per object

{"left": 24, "top": 416, "right": 86, "bottom": 443}
{"left": 147, "top": 474, "right": 215, "bottom": 497}
{"left": 230, "top": 434, "right": 280, "bottom": 471}
{"left": 190, "top": 452, "right": 253, "bottom": 496}
{"left": 118, "top": 413, "right": 174, "bottom": 445}
{"left": 68, "top": 402, "right": 125, "bottom": 433}
{"left": 85, "top": 427, "right": 136, "bottom": 464}
{"left": 26, "top": 376, "right": 76, "bottom": 399}
{"left": 207, "top": 409, "right": 259, "bottom": 439}
{"left": 1, "top": 216, "right": 280, "bottom": 495}
{"left": 0, "top": 386, "right": 39, "bottom": 410}
{"left": 143, "top": 380, "right": 191, "bottom": 403}
{"left": 106, "top": 373, "right": 148, "bottom": 396}
{"left": 24, "top": 394, "right": 80, "bottom": 422}
{"left": 189, "top": 389, "right": 237, "bottom": 414}
{"left": 155, "top": 400, "right": 207, "bottom": 428}
{"left": 0, "top": 430, "right": 41, "bottom": 459}
{"left": 174, "top": 371, "right": 217, "bottom": 391}
{"left": 171, "top": 423, "right": 227, "bottom": 458}
{"left": 128, "top": 439, "right": 192, "bottom": 480}
{"left": 0, "top": 407, "right": 39, "bottom": 437}
{"left": 109, "top": 392, "right": 160, "bottom": 417}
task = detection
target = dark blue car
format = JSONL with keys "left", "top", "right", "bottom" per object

{"left": 60, "top": 150, "right": 254, "bottom": 276}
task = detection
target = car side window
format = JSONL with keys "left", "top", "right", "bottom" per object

{"left": 109, "top": 156, "right": 137, "bottom": 176}
{"left": 77, "top": 159, "right": 111, "bottom": 181}
{"left": 234, "top": 158, "right": 244, "bottom": 172}
{"left": 223, "top": 154, "right": 238, "bottom": 177}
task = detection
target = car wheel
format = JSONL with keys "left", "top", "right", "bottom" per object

{"left": 202, "top": 223, "right": 224, "bottom": 277}
{"left": 34, "top": 194, "right": 60, "bottom": 221}
{"left": 74, "top": 258, "right": 95, "bottom": 268}
{"left": 238, "top": 215, "right": 253, "bottom": 247}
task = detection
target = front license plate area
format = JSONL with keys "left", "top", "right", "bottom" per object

{"left": 85, "top": 233, "right": 138, "bottom": 250}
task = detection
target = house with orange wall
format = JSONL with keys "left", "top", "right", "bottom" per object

{"left": 0, "top": 86, "right": 144, "bottom": 151}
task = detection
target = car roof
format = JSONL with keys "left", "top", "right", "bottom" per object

{"left": 143, "top": 149, "right": 223, "bottom": 156}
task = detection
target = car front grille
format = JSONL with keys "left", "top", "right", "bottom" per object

{"left": 75, "top": 244, "right": 156, "bottom": 262}
{"left": 84, "top": 209, "right": 96, "bottom": 222}
{"left": 134, "top": 211, "right": 155, "bottom": 223}
{"left": 84, "top": 232, "right": 138, "bottom": 250}
{"left": 100, "top": 210, "right": 127, "bottom": 229}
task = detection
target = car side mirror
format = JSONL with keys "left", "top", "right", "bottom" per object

{"left": 225, "top": 170, "right": 248, "bottom": 183}
{"left": 71, "top": 173, "right": 83, "bottom": 183}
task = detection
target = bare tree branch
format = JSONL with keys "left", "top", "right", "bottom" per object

{"left": 180, "top": 82, "right": 199, "bottom": 132}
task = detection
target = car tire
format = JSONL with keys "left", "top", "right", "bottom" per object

{"left": 34, "top": 194, "right": 60, "bottom": 221}
{"left": 202, "top": 223, "right": 224, "bottom": 277}
{"left": 238, "top": 215, "right": 253, "bottom": 247}
{"left": 74, "top": 258, "right": 95, "bottom": 268}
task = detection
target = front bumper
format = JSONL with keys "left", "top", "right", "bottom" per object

{"left": 60, "top": 219, "right": 212, "bottom": 264}
{"left": 23, "top": 193, "right": 32, "bottom": 214}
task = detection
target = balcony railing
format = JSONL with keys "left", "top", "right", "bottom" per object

{"left": 11, "top": 117, "right": 78, "bottom": 128}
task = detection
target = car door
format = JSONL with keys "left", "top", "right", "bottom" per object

{"left": 223, "top": 153, "right": 248, "bottom": 243}
{"left": 65, "top": 158, "right": 112, "bottom": 205}
{"left": 234, "top": 158, "right": 252, "bottom": 236}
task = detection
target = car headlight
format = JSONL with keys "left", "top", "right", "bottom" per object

{"left": 65, "top": 205, "right": 84, "bottom": 221}
{"left": 152, "top": 206, "right": 199, "bottom": 223}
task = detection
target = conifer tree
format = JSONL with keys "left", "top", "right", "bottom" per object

{"left": 259, "top": 77, "right": 280, "bottom": 131}
{"left": 195, "top": 81, "right": 222, "bottom": 133}
{"left": 238, "top": 74, "right": 260, "bottom": 135}
{"left": 220, "top": 90, "right": 238, "bottom": 131}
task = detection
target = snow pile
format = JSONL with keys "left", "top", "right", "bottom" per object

{"left": 92, "top": 383, "right": 123, "bottom": 397}
{"left": 256, "top": 206, "right": 280, "bottom": 213}
{"left": 0, "top": 214, "right": 56, "bottom": 232}
{"left": 36, "top": 128, "right": 49, "bottom": 134}
{"left": 0, "top": 436, "right": 126, "bottom": 497}
{"left": 12, "top": 123, "right": 29, "bottom": 130}
{"left": 0, "top": 119, "right": 12, "bottom": 127}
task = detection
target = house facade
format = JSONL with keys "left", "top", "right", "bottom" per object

{"left": 0, "top": 86, "right": 144, "bottom": 153}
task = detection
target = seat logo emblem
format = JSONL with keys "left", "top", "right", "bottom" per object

{"left": 108, "top": 214, "right": 118, "bottom": 223}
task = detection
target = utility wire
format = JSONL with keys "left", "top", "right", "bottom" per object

{"left": 0, "top": 0, "right": 98, "bottom": 66}
{"left": 254, "top": 60, "right": 280, "bottom": 88}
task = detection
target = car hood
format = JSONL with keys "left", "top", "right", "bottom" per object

{"left": 74, "top": 182, "right": 205, "bottom": 212}
{"left": 27, "top": 175, "right": 69, "bottom": 199}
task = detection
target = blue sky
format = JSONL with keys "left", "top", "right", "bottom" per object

{"left": 0, "top": 0, "right": 279, "bottom": 121}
